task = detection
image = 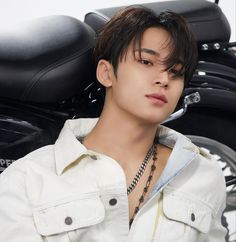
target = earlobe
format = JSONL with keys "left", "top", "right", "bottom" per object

{"left": 96, "top": 60, "right": 113, "bottom": 87}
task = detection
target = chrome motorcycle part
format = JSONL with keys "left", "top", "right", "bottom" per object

{"left": 162, "top": 92, "right": 200, "bottom": 123}
{"left": 201, "top": 44, "right": 209, "bottom": 51}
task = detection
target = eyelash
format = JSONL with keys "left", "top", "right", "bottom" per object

{"left": 137, "top": 59, "right": 184, "bottom": 78}
{"left": 169, "top": 68, "right": 178, "bottom": 75}
{"left": 138, "top": 59, "right": 153, "bottom": 66}
{"left": 168, "top": 68, "right": 184, "bottom": 79}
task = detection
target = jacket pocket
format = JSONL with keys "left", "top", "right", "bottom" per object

{"left": 32, "top": 193, "right": 105, "bottom": 236}
{"left": 162, "top": 190, "right": 212, "bottom": 234}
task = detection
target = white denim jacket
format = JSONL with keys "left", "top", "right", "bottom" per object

{"left": 0, "top": 118, "right": 226, "bottom": 242}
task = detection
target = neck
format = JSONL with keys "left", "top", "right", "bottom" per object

{"left": 83, "top": 104, "right": 159, "bottom": 167}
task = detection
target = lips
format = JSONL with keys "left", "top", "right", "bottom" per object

{"left": 145, "top": 93, "right": 168, "bottom": 104}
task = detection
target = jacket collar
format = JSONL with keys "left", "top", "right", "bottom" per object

{"left": 54, "top": 118, "right": 199, "bottom": 176}
{"left": 54, "top": 118, "right": 99, "bottom": 175}
{"left": 151, "top": 125, "right": 200, "bottom": 195}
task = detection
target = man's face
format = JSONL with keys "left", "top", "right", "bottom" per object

{"left": 104, "top": 27, "right": 184, "bottom": 124}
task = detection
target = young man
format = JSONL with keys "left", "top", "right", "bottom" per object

{"left": 0, "top": 6, "right": 226, "bottom": 242}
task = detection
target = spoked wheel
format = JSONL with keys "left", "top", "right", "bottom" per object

{"left": 187, "top": 135, "right": 236, "bottom": 242}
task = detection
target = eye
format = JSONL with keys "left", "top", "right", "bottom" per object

{"left": 168, "top": 68, "right": 184, "bottom": 79}
{"left": 169, "top": 68, "right": 178, "bottom": 75}
{"left": 138, "top": 59, "right": 153, "bottom": 66}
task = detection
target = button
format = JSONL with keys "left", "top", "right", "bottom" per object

{"left": 65, "top": 216, "right": 73, "bottom": 225}
{"left": 109, "top": 198, "right": 117, "bottom": 206}
{"left": 191, "top": 213, "right": 195, "bottom": 222}
{"left": 90, "top": 155, "right": 97, "bottom": 160}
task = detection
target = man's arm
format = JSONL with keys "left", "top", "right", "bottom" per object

{"left": 0, "top": 164, "right": 43, "bottom": 242}
{"left": 207, "top": 181, "right": 227, "bottom": 242}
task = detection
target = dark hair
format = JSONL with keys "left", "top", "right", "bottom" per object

{"left": 94, "top": 6, "right": 198, "bottom": 85}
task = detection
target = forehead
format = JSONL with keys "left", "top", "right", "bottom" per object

{"left": 133, "top": 27, "right": 172, "bottom": 59}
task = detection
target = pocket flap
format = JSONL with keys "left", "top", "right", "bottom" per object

{"left": 33, "top": 194, "right": 105, "bottom": 236}
{"left": 163, "top": 190, "right": 212, "bottom": 233}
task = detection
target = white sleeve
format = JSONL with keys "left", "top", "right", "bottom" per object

{"left": 207, "top": 170, "right": 227, "bottom": 242}
{"left": 207, "top": 202, "right": 227, "bottom": 241}
{"left": 0, "top": 164, "right": 43, "bottom": 242}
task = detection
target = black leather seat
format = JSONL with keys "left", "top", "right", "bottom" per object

{"left": 0, "top": 15, "right": 95, "bottom": 103}
{"left": 84, "top": 0, "right": 231, "bottom": 47}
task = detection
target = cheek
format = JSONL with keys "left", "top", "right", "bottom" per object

{"left": 114, "top": 71, "right": 143, "bottom": 99}
{"left": 111, "top": 79, "right": 145, "bottom": 115}
{"left": 169, "top": 83, "right": 184, "bottom": 106}
{"left": 173, "top": 81, "right": 184, "bottom": 96}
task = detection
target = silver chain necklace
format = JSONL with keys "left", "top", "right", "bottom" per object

{"left": 78, "top": 135, "right": 157, "bottom": 197}
{"left": 127, "top": 143, "right": 156, "bottom": 195}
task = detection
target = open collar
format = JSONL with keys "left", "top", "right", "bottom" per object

{"left": 151, "top": 125, "right": 200, "bottom": 195}
{"left": 54, "top": 118, "right": 199, "bottom": 177}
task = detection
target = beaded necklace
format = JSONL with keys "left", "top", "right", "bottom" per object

{"left": 127, "top": 144, "right": 156, "bottom": 195}
{"left": 128, "top": 142, "right": 158, "bottom": 227}
{"left": 78, "top": 135, "right": 158, "bottom": 227}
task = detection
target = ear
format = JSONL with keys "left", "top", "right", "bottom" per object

{"left": 96, "top": 60, "right": 114, "bottom": 87}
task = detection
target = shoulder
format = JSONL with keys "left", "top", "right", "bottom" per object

{"left": 159, "top": 125, "right": 223, "bottom": 176}
{"left": 170, "top": 132, "right": 225, "bottom": 194}
{"left": 0, "top": 144, "right": 55, "bottom": 184}
{"left": 159, "top": 125, "right": 225, "bottom": 186}
{"left": 160, "top": 126, "right": 226, "bottom": 209}
{"left": 169, "top": 144, "right": 226, "bottom": 213}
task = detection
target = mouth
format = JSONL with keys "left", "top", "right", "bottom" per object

{"left": 145, "top": 93, "right": 168, "bottom": 104}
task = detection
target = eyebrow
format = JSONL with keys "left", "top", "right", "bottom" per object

{"left": 134, "top": 48, "right": 160, "bottom": 57}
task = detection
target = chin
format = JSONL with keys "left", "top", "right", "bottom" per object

{"left": 138, "top": 115, "right": 167, "bottom": 125}
{"left": 139, "top": 111, "right": 171, "bottom": 124}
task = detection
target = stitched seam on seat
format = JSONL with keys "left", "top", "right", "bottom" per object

{"left": 21, "top": 47, "right": 92, "bottom": 100}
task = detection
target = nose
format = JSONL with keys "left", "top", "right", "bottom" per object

{"left": 154, "top": 71, "right": 169, "bottom": 87}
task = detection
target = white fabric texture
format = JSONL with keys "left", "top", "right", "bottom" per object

{"left": 0, "top": 118, "right": 227, "bottom": 242}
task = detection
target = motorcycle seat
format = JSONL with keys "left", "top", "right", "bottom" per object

{"left": 85, "top": 0, "right": 231, "bottom": 48}
{"left": 0, "top": 15, "right": 95, "bottom": 103}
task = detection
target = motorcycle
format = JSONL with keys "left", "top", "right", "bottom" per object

{"left": 0, "top": 0, "right": 235, "bottom": 240}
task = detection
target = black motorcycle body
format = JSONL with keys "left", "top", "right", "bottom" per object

{"left": 0, "top": 15, "right": 97, "bottom": 169}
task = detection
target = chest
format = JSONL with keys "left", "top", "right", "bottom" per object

{"left": 126, "top": 144, "right": 171, "bottom": 222}
{"left": 27, "top": 151, "right": 218, "bottom": 242}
